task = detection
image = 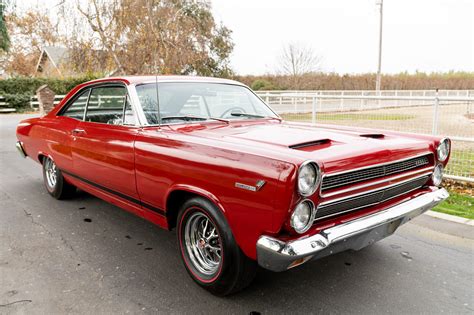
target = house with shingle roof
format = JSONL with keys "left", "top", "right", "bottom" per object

{"left": 35, "top": 46, "right": 71, "bottom": 76}
{"left": 35, "top": 46, "right": 116, "bottom": 77}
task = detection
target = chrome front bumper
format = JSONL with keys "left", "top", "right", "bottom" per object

{"left": 16, "top": 141, "right": 27, "bottom": 158}
{"left": 257, "top": 188, "right": 449, "bottom": 272}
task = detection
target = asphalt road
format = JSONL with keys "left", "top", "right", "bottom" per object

{"left": 1, "top": 114, "right": 473, "bottom": 314}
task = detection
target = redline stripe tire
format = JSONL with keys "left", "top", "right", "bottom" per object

{"left": 177, "top": 196, "right": 257, "bottom": 296}
{"left": 178, "top": 207, "right": 223, "bottom": 283}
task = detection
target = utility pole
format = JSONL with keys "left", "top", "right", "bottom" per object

{"left": 375, "top": 0, "right": 383, "bottom": 92}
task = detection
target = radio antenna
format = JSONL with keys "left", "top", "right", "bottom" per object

{"left": 155, "top": 74, "right": 162, "bottom": 127}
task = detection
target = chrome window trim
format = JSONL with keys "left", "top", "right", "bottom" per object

{"left": 319, "top": 171, "right": 433, "bottom": 206}
{"left": 321, "top": 165, "right": 434, "bottom": 198}
{"left": 314, "top": 175, "right": 431, "bottom": 222}
{"left": 126, "top": 84, "right": 146, "bottom": 126}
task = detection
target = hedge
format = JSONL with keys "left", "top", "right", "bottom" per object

{"left": 0, "top": 75, "right": 101, "bottom": 109}
{"left": 2, "top": 93, "right": 31, "bottom": 109}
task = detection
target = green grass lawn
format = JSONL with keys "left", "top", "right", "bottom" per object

{"left": 281, "top": 112, "right": 415, "bottom": 121}
{"left": 432, "top": 191, "right": 474, "bottom": 220}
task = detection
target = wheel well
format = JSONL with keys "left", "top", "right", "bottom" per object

{"left": 166, "top": 190, "right": 199, "bottom": 230}
{"left": 38, "top": 154, "right": 45, "bottom": 164}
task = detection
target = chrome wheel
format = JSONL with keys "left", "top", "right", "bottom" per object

{"left": 184, "top": 211, "right": 222, "bottom": 275}
{"left": 44, "top": 158, "right": 57, "bottom": 189}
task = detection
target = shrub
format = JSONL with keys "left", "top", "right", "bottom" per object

{"left": 251, "top": 79, "right": 277, "bottom": 91}
{"left": 0, "top": 74, "right": 101, "bottom": 109}
{"left": 2, "top": 93, "right": 32, "bottom": 109}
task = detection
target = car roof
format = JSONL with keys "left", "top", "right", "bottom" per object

{"left": 86, "top": 75, "right": 245, "bottom": 86}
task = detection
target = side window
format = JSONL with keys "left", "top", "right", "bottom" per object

{"left": 61, "top": 89, "right": 90, "bottom": 120}
{"left": 86, "top": 86, "right": 127, "bottom": 125}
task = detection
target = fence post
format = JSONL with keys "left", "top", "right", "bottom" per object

{"left": 312, "top": 96, "right": 317, "bottom": 124}
{"left": 432, "top": 89, "right": 440, "bottom": 135}
{"left": 468, "top": 90, "right": 472, "bottom": 114}
{"left": 265, "top": 92, "right": 269, "bottom": 104}
{"left": 339, "top": 91, "right": 344, "bottom": 111}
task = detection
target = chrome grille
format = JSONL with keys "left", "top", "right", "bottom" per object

{"left": 321, "top": 155, "right": 431, "bottom": 192}
{"left": 315, "top": 175, "right": 430, "bottom": 221}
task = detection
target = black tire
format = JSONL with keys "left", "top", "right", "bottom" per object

{"left": 42, "top": 156, "right": 76, "bottom": 199}
{"left": 177, "top": 196, "right": 257, "bottom": 296}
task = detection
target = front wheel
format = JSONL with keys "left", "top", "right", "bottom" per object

{"left": 42, "top": 156, "right": 76, "bottom": 199}
{"left": 177, "top": 197, "right": 256, "bottom": 296}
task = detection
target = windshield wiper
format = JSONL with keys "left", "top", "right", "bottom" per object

{"left": 161, "top": 115, "right": 206, "bottom": 121}
{"left": 230, "top": 112, "right": 282, "bottom": 121}
{"left": 161, "top": 115, "right": 229, "bottom": 123}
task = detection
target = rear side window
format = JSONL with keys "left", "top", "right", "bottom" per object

{"left": 61, "top": 89, "right": 90, "bottom": 120}
{"left": 86, "top": 86, "right": 127, "bottom": 125}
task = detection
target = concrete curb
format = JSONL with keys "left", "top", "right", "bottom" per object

{"left": 425, "top": 210, "right": 474, "bottom": 226}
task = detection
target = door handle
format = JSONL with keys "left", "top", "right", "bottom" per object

{"left": 72, "top": 128, "right": 86, "bottom": 135}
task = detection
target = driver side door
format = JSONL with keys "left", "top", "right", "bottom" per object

{"left": 70, "top": 84, "right": 142, "bottom": 215}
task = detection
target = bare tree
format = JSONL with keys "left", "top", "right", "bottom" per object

{"left": 277, "top": 42, "right": 322, "bottom": 89}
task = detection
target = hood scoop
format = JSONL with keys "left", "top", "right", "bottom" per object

{"left": 289, "top": 139, "right": 331, "bottom": 151}
{"left": 360, "top": 133, "right": 385, "bottom": 139}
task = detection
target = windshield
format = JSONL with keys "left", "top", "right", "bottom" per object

{"left": 135, "top": 82, "right": 278, "bottom": 125}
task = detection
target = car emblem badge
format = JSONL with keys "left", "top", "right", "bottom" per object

{"left": 235, "top": 180, "right": 266, "bottom": 192}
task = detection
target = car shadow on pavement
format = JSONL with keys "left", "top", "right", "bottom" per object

{"left": 7, "top": 178, "right": 421, "bottom": 312}
{"left": 61, "top": 190, "right": 403, "bottom": 312}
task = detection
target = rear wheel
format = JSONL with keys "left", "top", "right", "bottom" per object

{"left": 42, "top": 157, "right": 76, "bottom": 199}
{"left": 177, "top": 197, "right": 256, "bottom": 296}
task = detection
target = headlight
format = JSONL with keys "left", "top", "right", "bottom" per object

{"left": 432, "top": 164, "right": 443, "bottom": 186}
{"left": 290, "top": 200, "right": 316, "bottom": 234}
{"left": 436, "top": 138, "right": 450, "bottom": 162}
{"left": 297, "top": 161, "right": 321, "bottom": 196}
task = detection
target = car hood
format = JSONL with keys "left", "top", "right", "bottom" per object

{"left": 168, "top": 121, "right": 434, "bottom": 173}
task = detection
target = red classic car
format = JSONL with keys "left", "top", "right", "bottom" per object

{"left": 16, "top": 76, "right": 450, "bottom": 295}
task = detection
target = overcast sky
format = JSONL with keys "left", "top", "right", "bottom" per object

{"left": 17, "top": 0, "right": 474, "bottom": 75}
{"left": 211, "top": 0, "right": 474, "bottom": 75}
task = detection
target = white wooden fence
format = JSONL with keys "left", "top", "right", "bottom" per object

{"left": 1, "top": 90, "right": 473, "bottom": 181}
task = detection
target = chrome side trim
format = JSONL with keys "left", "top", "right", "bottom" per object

{"left": 256, "top": 188, "right": 449, "bottom": 272}
{"left": 320, "top": 172, "right": 432, "bottom": 206}
{"left": 321, "top": 166, "right": 434, "bottom": 198}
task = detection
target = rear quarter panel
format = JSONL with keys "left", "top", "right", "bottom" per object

{"left": 17, "top": 116, "right": 79, "bottom": 172}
